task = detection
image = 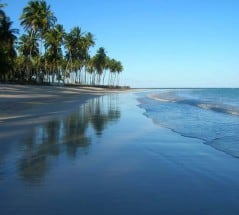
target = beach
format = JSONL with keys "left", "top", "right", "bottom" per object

{"left": 0, "top": 84, "right": 127, "bottom": 144}
{"left": 1, "top": 86, "right": 239, "bottom": 215}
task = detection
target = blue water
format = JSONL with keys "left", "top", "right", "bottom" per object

{"left": 138, "top": 89, "right": 239, "bottom": 158}
{"left": 2, "top": 91, "right": 239, "bottom": 214}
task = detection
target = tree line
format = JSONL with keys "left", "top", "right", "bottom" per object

{"left": 0, "top": 0, "right": 124, "bottom": 87}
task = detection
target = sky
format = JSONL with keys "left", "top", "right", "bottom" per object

{"left": 3, "top": 0, "right": 239, "bottom": 88}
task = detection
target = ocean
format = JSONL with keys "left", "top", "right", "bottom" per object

{"left": 138, "top": 88, "right": 239, "bottom": 158}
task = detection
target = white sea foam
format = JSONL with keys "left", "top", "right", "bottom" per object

{"left": 148, "top": 91, "right": 239, "bottom": 116}
{"left": 138, "top": 89, "right": 239, "bottom": 158}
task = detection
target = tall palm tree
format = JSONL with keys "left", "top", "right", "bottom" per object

{"left": 64, "top": 27, "right": 96, "bottom": 84}
{"left": 20, "top": 0, "right": 56, "bottom": 81}
{"left": 64, "top": 27, "right": 83, "bottom": 83}
{"left": 44, "top": 24, "right": 65, "bottom": 83}
{"left": 17, "top": 32, "right": 39, "bottom": 81}
{"left": 92, "top": 47, "right": 107, "bottom": 85}
{"left": 107, "top": 58, "right": 117, "bottom": 86}
{"left": 107, "top": 58, "right": 123, "bottom": 87}
{"left": 20, "top": 0, "right": 56, "bottom": 36}
{"left": 18, "top": 32, "right": 39, "bottom": 58}
{"left": 79, "top": 32, "right": 95, "bottom": 84}
{"left": 115, "top": 60, "right": 123, "bottom": 87}
{"left": 0, "top": 9, "right": 18, "bottom": 81}
{"left": 85, "top": 57, "right": 95, "bottom": 85}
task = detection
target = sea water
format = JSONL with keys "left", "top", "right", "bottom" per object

{"left": 138, "top": 89, "right": 239, "bottom": 158}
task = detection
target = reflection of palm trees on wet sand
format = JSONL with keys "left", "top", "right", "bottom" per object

{"left": 17, "top": 95, "right": 120, "bottom": 183}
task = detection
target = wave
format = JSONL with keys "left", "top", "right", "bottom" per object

{"left": 207, "top": 136, "right": 239, "bottom": 158}
{"left": 138, "top": 90, "right": 239, "bottom": 159}
{"left": 148, "top": 93, "right": 239, "bottom": 116}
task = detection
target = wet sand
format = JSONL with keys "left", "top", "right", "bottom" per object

{"left": 1, "top": 86, "right": 239, "bottom": 215}
{"left": 0, "top": 84, "right": 127, "bottom": 143}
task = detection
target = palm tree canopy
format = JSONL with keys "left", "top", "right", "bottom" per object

{"left": 0, "top": 3, "right": 7, "bottom": 20}
{"left": 44, "top": 24, "right": 65, "bottom": 50}
{"left": 116, "top": 61, "right": 123, "bottom": 73}
{"left": 18, "top": 32, "right": 39, "bottom": 57}
{"left": 93, "top": 47, "right": 107, "bottom": 74}
{"left": 64, "top": 27, "right": 83, "bottom": 58}
{"left": 0, "top": 8, "right": 18, "bottom": 78}
{"left": 0, "top": 10, "right": 18, "bottom": 57}
{"left": 0, "top": 0, "right": 7, "bottom": 8}
{"left": 0, "top": 16, "right": 18, "bottom": 43}
{"left": 44, "top": 24, "right": 65, "bottom": 62}
{"left": 107, "top": 58, "right": 116, "bottom": 73}
{"left": 20, "top": 0, "right": 56, "bottom": 34}
{"left": 64, "top": 27, "right": 94, "bottom": 64}
{"left": 82, "top": 32, "right": 95, "bottom": 51}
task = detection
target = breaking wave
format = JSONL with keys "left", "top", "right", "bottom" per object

{"left": 148, "top": 92, "right": 239, "bottom": 116}
{"left": 138, "top": 89, "right": 239, "bottom": 158}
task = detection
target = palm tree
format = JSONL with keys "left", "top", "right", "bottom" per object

{"left": 20, "top": 0, "right": 56, "bottom": 36}
{"left": 0, "top": 2, "right": 7, "bottom": 20}
{"left": 92, "top": 47, "right": 107, "bottom": 85}
{"left": 17, "top": 32, "right": 39, "bottom": 81}
{"left": 0, "top": 0, "right": 125, "bottom": 86}
{"left": 44, "top": 24, "right": 65, "bottom": 83}
{"left": 20, "top": 0, "right": 56, "bottom": 81}
{"left": 64, "top": 27, "right": 96, "bottom": 84}
{"left": 18, "top": 32, "right": 39, "bottom": 58}
{"left": 107, "top": 58, "right": 117, "bottom": 86}
{"left": 82, "top": 32, "right": 95, "bottom": 50}
{"left": 80, "top": 32, "right": 95, "bottom": 84}
{"left": 64, "top": 27, "right": 83, "bottom": 83}
{"left": 85, "top": 57, "right": 95, "bottom": 85}
{"left": 115, "top": 60, "right": 123, "bottom": 87}
{"left": 64, "top": 27, "right": 78, "bottom": 81}
{"left": 107, "top": 58, "right": 123, "bottom": 87}
{"left": 0, "top": 8, "right": 18, "bottom": 81}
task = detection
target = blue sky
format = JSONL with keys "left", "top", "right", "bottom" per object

{"left": 3, "top": 0, "right": 239, "bottom": 87}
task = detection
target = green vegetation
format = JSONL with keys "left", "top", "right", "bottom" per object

{"left": 0, "top": 0, "right": 124, "bottom": 87}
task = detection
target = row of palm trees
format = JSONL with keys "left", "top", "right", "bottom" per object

{"left": 0, "top": 0, "right": 124, "bottom": 87}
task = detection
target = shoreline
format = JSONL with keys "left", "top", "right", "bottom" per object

{"left": 0, "top": 84, "right": 132, "bottom": 143}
